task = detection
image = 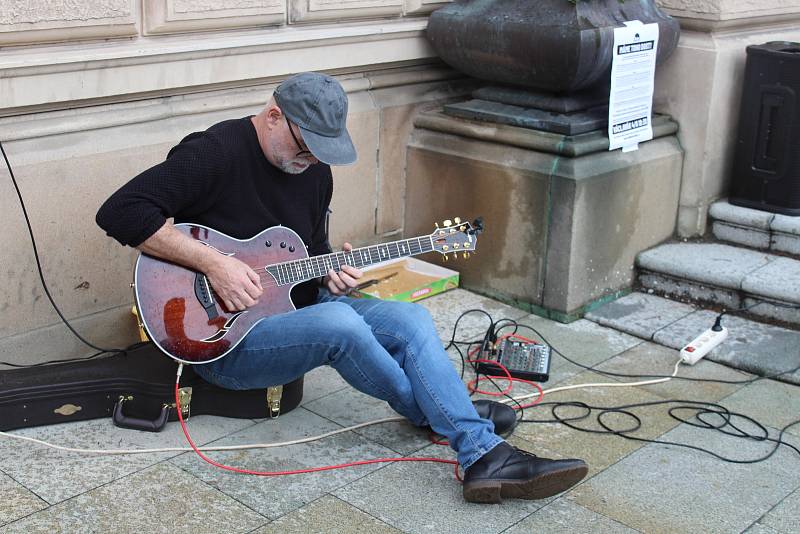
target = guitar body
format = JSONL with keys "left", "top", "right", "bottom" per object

{"left": 134, "top": 224, "right": 307, "bottom": 365}
{"left": 133, "top": 218, "right": 481, "bottom": 365}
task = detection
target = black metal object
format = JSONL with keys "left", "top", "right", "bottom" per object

{"left": 427, "top": 0, "right": 679, "bottom": 93}
{"left": 730, "top": 42, "right": 800, "bottom": 216}
{"left": 0, "top": 343, "right": 304, "bottom": 432}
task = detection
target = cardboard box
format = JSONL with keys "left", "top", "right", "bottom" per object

{"left": 352, "top": 257, "right": 459, "bottom": 302}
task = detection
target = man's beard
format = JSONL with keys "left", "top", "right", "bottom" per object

{"left": 278, "top": 158, "right": 312, "bottom": 174}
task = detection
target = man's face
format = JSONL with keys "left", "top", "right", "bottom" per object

{"left": 270, "top": 117, "right": 319, "bottom": 174}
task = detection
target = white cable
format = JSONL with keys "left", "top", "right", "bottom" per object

{"left": 502, "top": 358, "right": 683, "bottom": 404}
{"left": 0, "top": 416, "right": 406, "bottom": 455}
{"left": 0, "top": 360, "right": 683, "bottom": 456}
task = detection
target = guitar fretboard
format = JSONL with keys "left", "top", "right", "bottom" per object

{"left": 265, "top": 236, "right": 434, "bottom": 286}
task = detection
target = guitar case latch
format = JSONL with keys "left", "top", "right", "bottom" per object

{"left": 267, "top": 385, "right": 283, "bottom": 418}
{"left": 177, "top": 386, "right": 193, "bottom": 419}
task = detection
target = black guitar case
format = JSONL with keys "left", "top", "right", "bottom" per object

{"left": 0, "top": 342, "right": 303, "bottom": 432}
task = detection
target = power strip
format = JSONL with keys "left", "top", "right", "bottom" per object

{"left": 680, "top": 326, "right": 728, "bottom": 365}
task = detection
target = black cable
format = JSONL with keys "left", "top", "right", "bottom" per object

{"left": 520, "top": 399, "right": 800, "bottom": 464}
{"left": 0, "top": 138, "right": 128, "bottom": 366}
{"left": 445, "top": 312, "right": 800, "bottom": 464}
{"left": 496, "top": 320, "right": 800, "bottom": 385}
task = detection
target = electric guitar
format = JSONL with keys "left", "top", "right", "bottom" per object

{"left": 133, "top": 218, "right": 483, "bottom": 364}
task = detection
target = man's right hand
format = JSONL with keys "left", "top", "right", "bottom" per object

{"left": 205, "top": 254, "right": 264, "bottom": 311}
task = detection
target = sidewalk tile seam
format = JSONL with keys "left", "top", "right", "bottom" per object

{"left": 748, "top": 487, "right": 800, "bottom": 534}
{"left": 168, "top": 456, "right": 274, "bottom": 523}
{"left": 329, "top": 493, "right": 406, "bottom": 532}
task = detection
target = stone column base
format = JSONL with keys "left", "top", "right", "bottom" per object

{"left": 405, "top": 111, "right": 684, "bottom": 321}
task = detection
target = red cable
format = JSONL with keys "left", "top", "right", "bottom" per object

{"left": 175, "top": 382, "right": 459, "bottom": 477}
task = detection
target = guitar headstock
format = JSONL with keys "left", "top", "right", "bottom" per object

{"left": 429, "top": 217, "right": 483, "bottom": 260}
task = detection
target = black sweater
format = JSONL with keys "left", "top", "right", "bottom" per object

{"left": 96, "top": 117, "right": 333, "bottom": 308}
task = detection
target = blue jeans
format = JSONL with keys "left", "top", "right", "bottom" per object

{"left": 193, "top": 293, "right": 503, "bottom": 468}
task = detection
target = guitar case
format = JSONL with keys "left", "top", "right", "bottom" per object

{"left": 0, "top": 342, "right": 303, "bottom": 432}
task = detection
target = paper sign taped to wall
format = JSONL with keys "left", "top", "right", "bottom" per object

{"left": 608, "top": 20, "right": 659, "bottom": 152}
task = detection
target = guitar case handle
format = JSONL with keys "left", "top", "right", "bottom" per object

{"left": 112, "top": 397, "right": 170, "bottom": 432}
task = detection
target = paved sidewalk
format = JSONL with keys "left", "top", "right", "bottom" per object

{"left": 1, "top": 289, "right": 799, "bottom": 533}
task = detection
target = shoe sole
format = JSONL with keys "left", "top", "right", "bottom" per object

{"left": 462, "top": 464, "right": 589, "bottom": 504}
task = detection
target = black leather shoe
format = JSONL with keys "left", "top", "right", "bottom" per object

{"left": 463, "top": 442, "right": 588, "bottom": 503}
{"left": 423, "top": 400, "right": 518, "bottom": 437}
{"left": 472, "top": 399, "right": 517, "bottom": 436}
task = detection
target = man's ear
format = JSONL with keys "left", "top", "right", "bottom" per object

{"left": 264, "top": 105, "right": 283, "bottom": 129}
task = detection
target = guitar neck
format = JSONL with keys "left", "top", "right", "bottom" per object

{"left": 264, "top": 235, "right": 435, "bottom": 286}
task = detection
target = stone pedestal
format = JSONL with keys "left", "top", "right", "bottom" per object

{"left": 404, "top": 111, "right": 684, "bottom": 321}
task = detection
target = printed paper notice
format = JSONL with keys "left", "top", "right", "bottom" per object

{"left": 608, "top": 21, "right": 659, "bottom": 152}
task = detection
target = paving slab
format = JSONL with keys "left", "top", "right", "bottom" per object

{"left": 300, "top": 364, "right": 351, "bottom": 405}
{"left": 742, "top": 257, "right": 800, "bottom": 304}
{"left": 759, "top": 488, "right": 800, "bottom": 534}
{"left": 570, "top": 423, "right": 800, "bottom": 534}
{"left": 637, "top": 243, "right": 773, "bottom": 290}
{"left": 595, "top": 342, "right": 752, "bottom": 401}
{"left": 169, "top": 407, "right": 397, "bottom": 520}
{"left": 253, "top": 495, "right": 401, "bottom": 534}
{"left": 653, "top": 309, "right": 800, "bottom": 385}
{"left": 745, "top": 524, "right": 784, "bottom": 534}
{"left": 508, "top": 314, "right": 643, "bottom": 389}
{"left": 721, "top": 379, "right": 800, "bottom": 438}
{"left": 1, "top": 462, "right": 266, "bottom": 534}
{"left": 303, "top": 386, "right": 430, "bottom": 456}
{"left": 333, "top": 442, "right": 542, "bottom": 534}
{"left": 0, "top": 414, "right": 253, "bottom": 504}
{"left": 585, "top": 291, "right": 696, "bottom": 340}
{"left": 416, "top": 288, "right": 529, "bottom": 341}
{"left": 511, "top": 371, "right": 682, "bottom": 477}
{"left": 504, "top": 497, "right": 639, "bottom": 534}
{"left": 0, "top": 472, "right": 48, "bottom": 527}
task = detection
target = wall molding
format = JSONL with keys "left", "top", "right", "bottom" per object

{"left": 0, "top": 19, "right": 432, "bottom": 115}
{"left": 143, "top": 0, "right": 285, "bottom": 35}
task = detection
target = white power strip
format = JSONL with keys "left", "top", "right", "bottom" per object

{"left": 680, "top": 326, "right": 728, "bottom": 365}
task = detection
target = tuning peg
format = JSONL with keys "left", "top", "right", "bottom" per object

{"left": 435, "top": 222, "right": 440, "bottom": 229}
{"left": 443, "top": 254, "right": 448, "bottom": 262}
{"left": 454, "top": 217, "right": 461, "bottom": 224}
{"left": 443, "top": 219, "right": 452, "bottom": 227}
{"left": 463, "top": 252, "right": 469, "bottom": 259}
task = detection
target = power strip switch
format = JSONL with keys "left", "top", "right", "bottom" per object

{"left": 680, "top": 326, "right": 728, "bottom": 365}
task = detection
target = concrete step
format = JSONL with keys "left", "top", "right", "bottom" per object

{"left": 636, "top": 242, "right": 800, "bottom": 328}
{"left": 585, "top": 292, "right": 800, "bottom": 385}
{"left": 709, "top": 199, "right": 800, "bottom": 257}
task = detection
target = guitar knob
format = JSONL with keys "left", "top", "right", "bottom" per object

{"left": 265, "top": 240, "right": 272, "bottom": 247}
{"left": 289, "top": 245, "right": 295, "bottom": 252}
{"left": 280, "top": 242, "right": 287, "bottom": 248}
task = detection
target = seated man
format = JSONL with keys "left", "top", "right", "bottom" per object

{"left": 96, "top": 72, "right": 588, "bottom": 503}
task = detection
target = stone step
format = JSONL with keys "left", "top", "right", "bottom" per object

{"left": 636, "top": 242, "right": 800, "bottom": 328}
{"left": 585, "top": 292, "right": 800, "bottom": 385}
{"left": 709, "top": 199, "right": 800, "bottom": 257}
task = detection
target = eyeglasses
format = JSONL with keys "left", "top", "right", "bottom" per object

{"left": 285, "top": 117, "right": 313, "bottom": 158}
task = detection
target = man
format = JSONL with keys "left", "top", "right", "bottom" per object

{"left": 96, "top": 72, "right": 588, "bottom": 503}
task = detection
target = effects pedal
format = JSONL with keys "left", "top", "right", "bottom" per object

{"left": 477, "top": 338, "right": 551, "bottom": 382}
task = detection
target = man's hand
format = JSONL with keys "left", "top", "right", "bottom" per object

{"left": 205, "top": 254, "right": 263, "bottom": 311}
{"left": 324, "top": 242, "right": 363, "bottom": 296}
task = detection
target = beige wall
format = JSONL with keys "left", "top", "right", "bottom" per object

{"left": 655, "top": 0, "right": 800, "bottom": 236}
